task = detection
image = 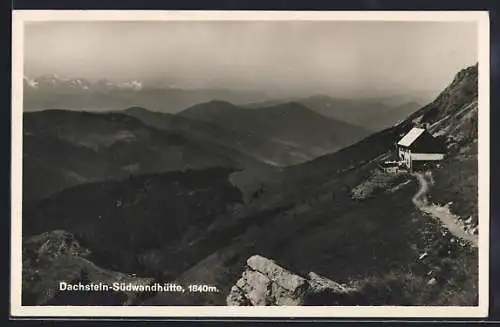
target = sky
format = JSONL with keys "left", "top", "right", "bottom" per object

{"left": 24, "top": 20, "right": 478, "bottom": 100}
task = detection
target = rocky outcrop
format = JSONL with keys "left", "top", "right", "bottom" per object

{"left": 227, "top": 255, "right": 358, "bottom": 306}
{"left": 22, "top": 230, "right": 155, "bottom": 306}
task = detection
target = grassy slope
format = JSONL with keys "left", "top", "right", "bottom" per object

{"left": 146, "top": 157, "right": 477, "bottom": 306}
{"left": 428, "top": 156, "right": 478, "bottom": 226}
{"left": 407, "top": 65, "right": 479, "bottom": 227}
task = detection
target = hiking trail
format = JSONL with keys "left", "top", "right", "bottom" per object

{"left": 412, "top": 171, "right": 478, "bottom": 248}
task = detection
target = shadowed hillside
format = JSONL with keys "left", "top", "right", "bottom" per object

{"left": 124, "top": 106, "right": 323, "bottom": 166}
{"left": 24, "top": 167, "right": 243, "bottom": 278}
{"left": 23, "top": 110, "right": 271, "bottom": 201}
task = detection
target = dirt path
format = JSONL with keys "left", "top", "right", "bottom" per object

{"left": 412, "top": 172, "right": 478, "bottom": 248}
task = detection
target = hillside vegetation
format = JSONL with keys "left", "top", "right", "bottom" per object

{"left": 22, "top": 64, "right": 480, "bottom": 307}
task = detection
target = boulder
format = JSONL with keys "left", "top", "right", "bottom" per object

{"left": 237, "top": 270, "right": 273, "bottom": 306}
{"left": 227, "top": 255, "right": 359, "bottom": 306}
{"left": 247, "top": 255, "right": 308, "bottom": 295}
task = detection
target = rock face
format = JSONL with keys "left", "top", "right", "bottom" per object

{"left": 226, "top": 255, "right": 356, "bottom": 306}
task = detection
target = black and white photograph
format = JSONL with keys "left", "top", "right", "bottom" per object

{"left": 10, "top": 10, "right": 489, "bottom": 318}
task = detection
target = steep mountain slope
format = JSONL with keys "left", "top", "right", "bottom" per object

{"left": 23, "top": 110, "right": 270, "bottom": 201}
{"left": 145, "top": 63, "right": 480, "bottom": 306}
{"left": 403, "top": 64, "right": 478, "bottom": 150}
{"left": 178, "top": 100, "right": 371, "bottom": 159}
{"left": 402, "top": 63, "right": 479, "bottom": 227}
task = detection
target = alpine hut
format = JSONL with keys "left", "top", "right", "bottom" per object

{"left": 396, "top": 127, "right": 445, "bottom": 171}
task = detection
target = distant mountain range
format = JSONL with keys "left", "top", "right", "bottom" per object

{"left": 24, "top": 75, "right": 144, "bottom": 91}
{"left": 243, "top": 96, "right": 421, "bottom": 131}
{"left": 23, "top": 75, "right": 271, "bottom": 112}
{"left": 24, "top": 74, "right": 426, "bottom": 132}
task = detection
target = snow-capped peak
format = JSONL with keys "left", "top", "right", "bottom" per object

{"left": 23, "top": 75, "right": 145, "bottom": 92}
{"left": 23, "top": 76, "right": 39, "bottom": 88}
{"left": 117, "top": 80, "right": 143, "bottom": 91}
